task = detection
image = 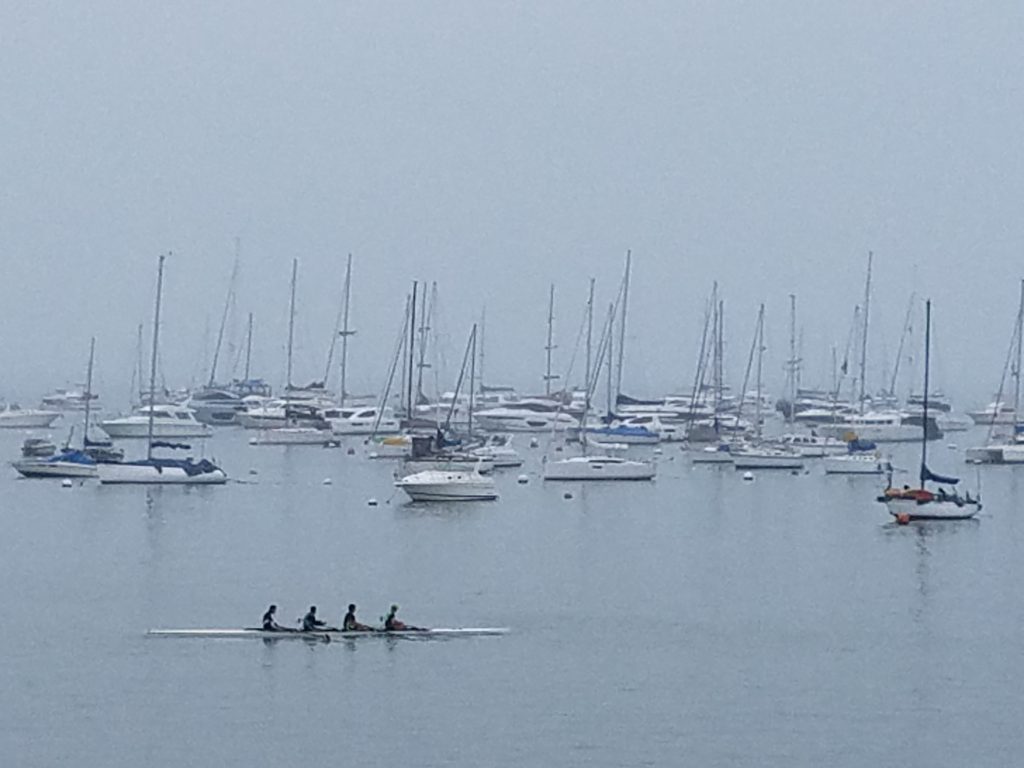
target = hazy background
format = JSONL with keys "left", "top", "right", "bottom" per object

{"left": 2, "top": 1, "right": 1022, "bottom": 408}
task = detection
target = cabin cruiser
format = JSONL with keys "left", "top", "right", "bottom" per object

{"left": 0, "top": 405, "right": 61, "bottom": 429}
{"left": 394, "top": 467, "right": 497, "bottom": 502}
{"left": 187, "top": 388, "right": 249, "bottom": 426}
{"left": 815, "top": 411, "right": 939, "bottom": 443}
{"left": 99, "top": 405, "right": 212, "bottom": 439}
{"left": 324, "top": 405, "right": 401, "bottom": 435}
{"left": 470, "top": 434, "right": 524, "bottom": 468}
{"left": 475, "top": 402, "right": 578, "bottom": 432}
{"left": 237, "top": 398, "right": 335, "bottom": 430}
{"left": 12, "top": 449, "right": 98, "bottom": 479}
{"left": 40, "top": 388, "right": 99, "bottom": 411}
{"left": 21, "top": 437, "right": 57, "bottom": 457}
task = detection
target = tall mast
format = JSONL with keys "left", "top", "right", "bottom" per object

{"left": 208, "top": 238, "right": 240, "bottom": 388}
{"left": 715, "top": 298, "right": 725, "bottom": 415}
{"left": 889, "top": 291, "right": 915, "bottom": 399}
{"left": 133, "top": 323, "right": 144, "bottom": 407}
{"left": 858, "top": 251, "right": 873, "bottom": 414}
{"left": 920, "top": 299, "right": 931, "bottom": 487}
{"left": 243, "top": 312, "right": 254, "bottom": 381}
{"left": 1014, "top": 280, "right": 1024, "bottom": 424}
{"left": 615, "top": 250, "right": 631, "bottom": 401}
{"left": 286, "top": 258, "right": 297, "bottom": 393}
{"left": 544, "top": 283, "right": 557, "bottom": 396}
{"left": 146, "top": 254, "right": 166, "bottom": 460}
{"left": 585, "top": 278, "right": 595, "bottom": 394}
{"left": 478, "top": 306, "right": 486, "bottom": 394}
{"left": 606, "top": 302, "right": 615, "bottom": 416}
{"left": 406, "top": 281, "right": 418, "bottom": 419}
{"left": 468, "top": 323, "right": 477, "bottom": 436}
{"left": 338, "top": 254, "right": 355, "bottom": 407}
{"left": 416, "top": 282, "right": 435, "bottom": 406}
{"left": 83, "top": 336, "right": 96, "bottom": 448}
{"left": 755, "top": 304, "right": 765, "bottom": 440}
{"left": 788, "top": 294, "right": 797, "bottom": 430}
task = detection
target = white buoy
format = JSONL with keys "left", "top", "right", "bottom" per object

{"left": 529, "top": 438, "right": 539, "bottom": 448}
{"left": 947, "top": 443, "right": 957, "bottom": 450}
{"left": 517, "top": 474, "right": 529, "bottom": 484}
{"left": 322, "top": 478, "right": 332, "bottom": 485}
{"left": 653, "top": 447, "right": 663, "bottom": 455}
{"left": 368, "top": 451, "right": 379, "bottom": 459}
{"left": 367, "top": 498, "right": 378, "bottom": 506}
{"left": 742, "top": 471, "right": 754, "bottom": 482}
{"left": 61, "top": 478, "right": 73, "bottom": 488}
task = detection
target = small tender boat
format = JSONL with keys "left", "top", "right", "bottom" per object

{"left": 148, "top": 627, "right": 509, "bottom": 640}
{"left": 542, "top": 454, "right": 656, "bottom": 481}
{"left": 823, "top": 453, "right": 891, "bottom": 475}
{"left": 395, "top": 468, "right": 498, "bottom": 501}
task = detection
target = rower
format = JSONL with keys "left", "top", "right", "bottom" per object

{"left": 384, "top": 604, "right": 424, "bottom": 632}
{"left": 342, "top": 604, "right": 373, "bottom": 632}
{"left": 262, "top": 604, "right": 282, "bottom": 631}
{"left": 301, "top": 605, "right": 327, "bottom": 632}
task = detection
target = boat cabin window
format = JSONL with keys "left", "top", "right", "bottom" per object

{"left": 176, "top": 412, "right": 192, "bottom": 420}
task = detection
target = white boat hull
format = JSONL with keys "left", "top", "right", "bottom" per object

{"left": 248, "top": 428, "right": 337, "bottom": 446}
{"left": 395, "top": 469, "right": 498, "bottom": 501}
{"left": 98, "top": 462, "right": 227, "bottom": 485}
{"left": 99, "top": 421, "right": 212, "bottom": 439}
{"left": 11, "top": 460, "right": 97, "bottom": 478}
{"left": 543, "top": 456, "right": 656, "bottom": 480}
{"left": 883, "top": 497, "right": 980, "bottom": 520}
{"left": 731, "top": 451, "right": 804, "bottom": 470}
{"left": 823, "top": 455, "right": 890, "bottom": 475}
{"left": 0, "top": 411, "right": 61, "bottom": 429}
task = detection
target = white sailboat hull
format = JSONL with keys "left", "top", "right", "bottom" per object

{"left": 248, "top": 428, "right": 336, "bottom": 446}
{"left": 883, "top": 497, "right": 980, "bottom": 520}
{"left": 99, "top": 420, "right": 212, "bottom": 439}
{"left": 823, "top": 455, "right": 891, "bottom": 475}
{"left": 543, "top": 456, "right": 656, "bottom": 480}
{"left": 98, "top": 462, "right": 227, "bottom": 485}
{"left": 731, "top": 451, "right": 804, "bottom": 470}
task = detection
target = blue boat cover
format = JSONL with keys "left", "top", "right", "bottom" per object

{"left": 921, "top": 464, "right": 959, "bottom": 485}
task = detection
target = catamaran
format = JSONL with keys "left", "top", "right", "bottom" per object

{"left": 878, "top": 300, "right": 980, "bottom": 521}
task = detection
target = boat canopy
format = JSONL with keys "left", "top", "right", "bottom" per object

{"left": 921, "top": 464, "right": 959, "bottom": 486}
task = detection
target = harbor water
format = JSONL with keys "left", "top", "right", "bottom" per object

{"left": 2, "top": 429, "right": 1022, "bottom": 766}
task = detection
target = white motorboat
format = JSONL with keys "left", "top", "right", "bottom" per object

{"left": 475, "top": 405, "right": 577, "bottom": 433}
{"left": 326, "top": 405, "right": 401, "bottom": 435}
{"left": 394, "top": 468, "right": 498, "bottom": 501}
{"left": 100, "top": 405, "right": 212, "bottom": 439}
{"left": 21, "top": 437, "right": 57, "bottom": 457}
{"left": 0, "top": 405, "right": 61, "bottom": 429}
{"left": 967, "top": 401, "right": 1016, "bottom": 426}
{"left": 40, "top": 388, "right": 99, "bottom": 411}
{"left": 823, "top": 453, "right": 891, "bottom": 475}
{"left": 731, "top": 446, "right": 805, "bottom": 470}
{"left": 542, "top": 454, "right": 656, "bottom": 481}
{"left": 12, "top": 450, "right": 97, "bottom": 479}
{"left": 98, "top": 458, "right": 227, "bottom": 485}
{"left": 815, "top": 411, "right": 927, "bottom": 443}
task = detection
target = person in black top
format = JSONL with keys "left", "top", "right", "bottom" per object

{"left": 342, "top": 604, "right": 373, "bottom": 632}
{"left": 301, "top": 606, "right": 327, "bottom": 632}
{"left": 262, "top": 604, "right": 282, "bottom": 631}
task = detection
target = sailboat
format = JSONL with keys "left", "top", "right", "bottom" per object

{"left": 731, "top": 296, "right": 805, "bottom": 471}
{"left": 249, "top": 259, "right": 336, "bottom": 446}
{"left": 99, "top": 256, "right": 227, "bottom": 484}
{"left": 878, "top": 300, "right": 980, "bottom": 521}
{"left": 544, "top": 277, "right": 656, "bottom": 482}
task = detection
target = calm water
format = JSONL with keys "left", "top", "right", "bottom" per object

{"left": 2, "top": 428, "right": 1022, "bottom": 766}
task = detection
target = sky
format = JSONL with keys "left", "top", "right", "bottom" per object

{"left": 2, "top": 1, "right": 1023, "bottom": 409}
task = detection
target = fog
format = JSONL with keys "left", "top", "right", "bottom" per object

{"left": 2, "top": 2, "right": 1022, "bottom": 408}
